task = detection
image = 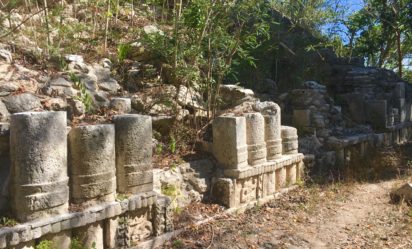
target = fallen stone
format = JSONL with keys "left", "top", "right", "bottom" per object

{"left": 177, "top": 85, "right": 205, "bottom": 110}
{"left": 303, "top": 81, "right": 326, "bottom": 91}
{"left": 391, "top": 183, "right": 412, "bottom": 204}
{"left": 0, "top": 82, "right": 19, "bottom": 93}
{"left": 3, "top": 93, "right": 42, "bottom": 113}
{"left": 110, "top": 98, "right": 131, "bottom": 113}
{"left": 65, "top": 54, "right": 84, "bottom": 64}
{"left": 219, "top": 84, "right": 254, "bottom": 108}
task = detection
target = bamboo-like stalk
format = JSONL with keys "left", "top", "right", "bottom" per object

{"left": 104, "top": 0, "right": 111, "bottom": 53}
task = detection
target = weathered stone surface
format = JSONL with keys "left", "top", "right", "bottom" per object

{"left": 253, "top": 101, "right": 279, "bottom": 115}
{"left": 40, "top": 231, "right": 71, "bottom": 249}
{"left": 212, "top": 116, "right": 248, "bottom": 169}
{"left": 245, "top": 113, "right": 266, "bottom": 166}
{"left": 281, "top": 126, "right": 298, "bottom": 155}
{"left": 114, "top": 114, "right": 153, "bottom": 194}
{"left": 68, "top": 124, "right": 116, "bottom": 205}
{"left": 127, "top": 209, "right": 153, "bottom": 243}
{"left": 110, "top": 98, "right": 131, "bottom": 113}
{"left": 176, "top": 85, "right": 204, "bottom": 110}
{"left": 0, "top": 101, "right": 10, "bottom": 121}
{"left": 3, "top": 93, "right": 42, "bottom": 113}
{"left": 73, "top": 222, "right": 104, "bottom": 249}
{"left": 220, "top": 85, "right": 254, "bottom": 108}
{"left": 293, "top": 109, "right": 311, "bottom": 128}
{"left": 390, "top": 183, "right": 412, "bottom": 204}
{"left": 0, "top": 49, "right": 12, "bottom": 63}
{"left": 67, "top": 98, "right": 85, "bottom": 117}
{"left": 10, "top": 112, "right": 68, "bottom": 222}
{"left": 264, "top": 114, "right": 282, "bottom": 160}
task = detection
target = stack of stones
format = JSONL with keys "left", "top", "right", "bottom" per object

{"left": 211, "top": 104, "right": 304, "bottom": 208}
{"left": 1, "top": 111, "right": 172, "bottom": 249}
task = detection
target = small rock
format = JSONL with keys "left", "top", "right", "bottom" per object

{"left": 0, "top": 82, "right": 19, "bottom": 93}
{"left": 391, "top": 183, "right": 412, "bottom": 204}
{"left": 0, "top": 49, "right": 12, "bottom": 63}
{"left": 101, "top": 58, "right": 112, "bottom": 68}
{"left": 303, "top": 81, "right": 326, "bottom": 91}
{"left": 177, "top": 85, "right": 205, "bottom": 110}
{"left": 43, "top": 98, "right": 68, "bottom": 111}
{"left": 65, "top": 54, "right": 84, "bottom": 64}
{"left": 68, "top": 98, "right": 85, "bottom": 116}
{"left": 143, "top": 25, "right": 164, "bottom": 35}
{"left": 110, "top": 98, "right": 131, "bottom": 113}
{"left": 3, "top": 93, "right": 42, "bottom": 113}
{"left": 99, "top": 79, "right": 120, "bottom": 93}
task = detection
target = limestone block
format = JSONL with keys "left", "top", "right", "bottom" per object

{"left": 264, "top": 114, "right": 282, "bottom": 160}
{"left": 286, "top": 164, "right": 297, "bottom": 186}
{"left": 263, "top": 171, "right": 276, "bottom": 197}
{"left": 212, "top": 116, "right": 248, "bottom": 169}
{"left": 127, "top": 208, "right": 153, "bottom": 244}
{"left": 293, "top": 109, "right": 311, "bottom": 128}
{"left": 365, "top": 100, "right": 387, "bottom": 130}
{"left": 211, "top": 178, "right": 234, "bottom": 207}
{"left": 275, "top": 167, "right": 286, "bottom": 190}
{"left": 153, "top": 196, "right": 173, "bottom": 236}
{"left": 236, "top": 177, "right": 258, "bottom": 205}
{"left": 245, "top": 113, "right": 266, "bottom": 166}
{"left": 73, "top": 222, "right": 104, "bottom": 249}
{"left": 10, "top": 112, "right": 68, "bottom": 222}
{"left": 110, "top": 98, "right": 132, "bottom": 113}
{"left": 114, "top": 114, "right": 153, "bottom": 194}
{"left": 394, "top": 82, "right": 405, "bottom": 99}
{"left": 68, "top": 124, "right": 116, "bottom": 205}
{"left": 281, "top": 126, "right": 298, "bottom": 155}
{"left": 396, "top": 98, "right": 406, "bottom": 123}
{"left": 40, "top": 231, "right": 71, "bottom": 249}
{"left": 104, "top": 218, "right": 118, "bottom": 249}
{"left": 296, "top": 161, "right": 305, "bottom": 182}
{"left": 9, "top": 241, "right": 34, "bottom": 249}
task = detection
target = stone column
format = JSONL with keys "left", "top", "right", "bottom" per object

{"left": 10, "top": 112, "right": 68, "bottom": 222}
{"left": 68, "top": 124, "right": 116, "bottom": 206}
{"left": 281, "top": 126, "right": 298, "bottom": 155}
{"left": 114, "top": 114, "right": 153, "bottom": 194}
{"left": 264, "top": 114, "right": 282, "bottom": 160}
{"left": 212, "top": 116, "right": 248, "bottom": 169}
{"left": 245, "top": 113, "right": 266, "bottom": 166}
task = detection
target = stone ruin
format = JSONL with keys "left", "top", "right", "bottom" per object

{"left": 280, "top": 66, "right": 412, "bottom": 170}
{"left": 0, "top": 112, "right": 173, "bottom": 249}
{"left": 0, "top": 102, "right": 304, "bottom": 248}
{"left": 210, "top": 109, "right": 304, "bottom": 208}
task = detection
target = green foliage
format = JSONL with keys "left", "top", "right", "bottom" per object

{"left": 172, "top": 239, "right": 184, "bottom": 249}
{"left": 161, "top": 183, "right": 183, "bottom": 214}
{"left": 0, "top": 216, "right": 17, "bottom": 227}
{"left": 36, "top": 240, "right": 54, "bottom": 249}
{"left": 117, "top": 43, "right": 132, "bottom": 62}
{"left": 69, "top": 73, "right": 94, "bottom": 113}
{"left": 169, "top": 135, "right": 177, "bottom": 154}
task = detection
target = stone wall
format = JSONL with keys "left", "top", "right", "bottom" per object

{"left": 0, "top": 112, "right": 173, "bottom": 249}
{"left": 211, "top": 110, "right": 304, "bottom": 208}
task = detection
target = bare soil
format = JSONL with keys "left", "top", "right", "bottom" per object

{"left": 161, "top": 146, "right": 412, "bottom": 249}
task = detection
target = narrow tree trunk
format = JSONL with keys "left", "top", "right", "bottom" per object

{"left": 396, "top": 29, "right": 402, "bottom": 77}
{"left": 104, "top": 0, "right": 111, "bottom": 53}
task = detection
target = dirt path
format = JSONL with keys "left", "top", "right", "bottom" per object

{"left": 163, "top": 179, "right": 412, "bottom": 249}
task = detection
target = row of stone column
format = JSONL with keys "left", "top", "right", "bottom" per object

{"left": 10, "top": 111, "right": 153, "bottom": 223}
{"left": 212, "top": 112, "right": 298, "bottom": 170}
